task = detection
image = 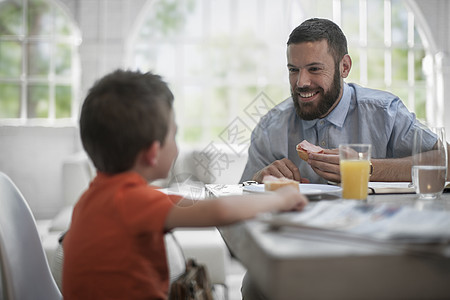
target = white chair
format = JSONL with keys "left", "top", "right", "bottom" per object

{"left": 0, "top": 172, "right": 62, "bottom": 300}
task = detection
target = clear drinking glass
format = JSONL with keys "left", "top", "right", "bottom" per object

{"left": 412, "top": 126, "right": 448, "bottom": 199}
{"left": 339, "top": 144, "right": 372, "bottom": 200}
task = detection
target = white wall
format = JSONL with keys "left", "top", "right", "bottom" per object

{"left": 0, "top": 126, "right": 82, "bottom": 219}
{"left": 1, "top": 0, "right": 450, "bottom": 220}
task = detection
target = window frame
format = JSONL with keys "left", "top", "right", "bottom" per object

{"left": 0, "top": 0, "right": 81, "bottom": 125}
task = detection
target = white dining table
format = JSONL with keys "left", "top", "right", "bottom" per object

{"left": 208, "top": 184, "right": 450, "bottom": 300}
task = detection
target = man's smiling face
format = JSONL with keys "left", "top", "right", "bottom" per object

{"left": 287, "top": 39, "right": 344, "bottom": 120}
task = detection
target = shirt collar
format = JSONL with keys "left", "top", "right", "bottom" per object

{"left": 325, "top": 82, "right": 351, "bottom": 128}
{"left": 302, "top": 118, "right": 318, "bottom": 130}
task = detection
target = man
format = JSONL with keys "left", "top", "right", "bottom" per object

{"left": 240, "top": 18, "right": 437, "bottom": 185}
{"left": 240, "top": 18, "right": 441, "bottom": 300}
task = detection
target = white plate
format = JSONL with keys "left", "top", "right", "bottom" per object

{"left": 243, "top": 183, "right": 342, "bottom": 196}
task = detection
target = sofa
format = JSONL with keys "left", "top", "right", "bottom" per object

{"left": 37, "top": 144, "right": 248, "bottom": 294}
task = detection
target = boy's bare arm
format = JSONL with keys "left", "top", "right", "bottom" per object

{"left": 164, "top": 186, "right": 308, "bottom": 230}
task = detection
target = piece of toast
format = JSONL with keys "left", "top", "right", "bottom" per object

{"left": 296, "top": 148, "right": 309, "bottom": 161}
{"left": 263, "top": 175, "right": 299, "bottom": 192}
{"left": 296, "top": 140, "right": 324, "bottom": 161}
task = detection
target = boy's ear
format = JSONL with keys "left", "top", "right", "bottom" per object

{"left": 144, "top": 141, "right": 161, "bottom": 166}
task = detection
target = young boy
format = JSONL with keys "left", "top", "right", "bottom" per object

{"left": 62, "top": 69, "right": 308, "bottom": 299}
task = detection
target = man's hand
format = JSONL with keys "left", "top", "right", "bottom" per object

{"left": 252, "top": 158, "right": 310, "bottom": 183}
{"left": 308, "top": 149, "right": 341, "bottom": 182}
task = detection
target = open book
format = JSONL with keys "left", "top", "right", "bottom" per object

{"left": 368, "top": 182, "right": 415, "bottom": 194}
{"left": 326, "top": 181, "right": 416, "bottom": 194}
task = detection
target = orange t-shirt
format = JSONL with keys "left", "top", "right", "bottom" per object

{"left": 62, "top": 171, "right": 181, "bottom": 299}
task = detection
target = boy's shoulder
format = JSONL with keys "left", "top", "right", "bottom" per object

{"left": 85, "top": 172, "right": 164, "bottom": 201}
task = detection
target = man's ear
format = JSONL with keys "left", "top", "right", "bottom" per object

{"left": 144, "top": 141, "right": 161, "bottom": 166}
{"left": 340, "top": 54, "right": 352, "bottom": 78}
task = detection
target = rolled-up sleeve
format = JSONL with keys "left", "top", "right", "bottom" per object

{"left": 239, "top": 104, "right": 292, "bottom": 183}
{"left": 386, "top": 98, "right": 436, "bottom": 157}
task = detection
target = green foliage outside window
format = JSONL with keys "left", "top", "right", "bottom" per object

{"left": 0, "top": 83, "right": 20, "bottom": 117}
{"left": 28, "top": 84, "right": 49, "bottom": 118}
{"left": 0, "top": 41, "right": 21, "bottom": 77}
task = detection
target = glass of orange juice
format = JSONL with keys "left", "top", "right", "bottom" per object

{"left": 339, "top": 144, "right": 372, "bottom": 200}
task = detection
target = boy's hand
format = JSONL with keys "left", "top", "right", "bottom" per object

{"left": 275, "top": 186, "right": 308, "bottom": 211}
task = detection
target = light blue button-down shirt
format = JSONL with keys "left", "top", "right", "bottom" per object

{"left": 240, "top": 83, "right": 436, "bottom": 184}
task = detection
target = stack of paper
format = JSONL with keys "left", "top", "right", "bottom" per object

{"left": 262, "top": 200, "right": 450, "bottom": 244}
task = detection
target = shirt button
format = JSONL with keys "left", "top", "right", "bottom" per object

{"left": 321, "top": 141, "right": 326, "bottom": 147}
{"left": 319, "top": 120, "right": 324, "bottom": 125}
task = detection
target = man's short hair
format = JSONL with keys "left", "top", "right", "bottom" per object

{"left": 287, "top": 18, "right": 348, "bottom": 63}
{"left": 80, "top": 69, "right": 174, "bottom": 174}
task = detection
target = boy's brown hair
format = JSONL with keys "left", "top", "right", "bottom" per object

{"left": 80, "top": 69, "right": 174, "bottom": 174}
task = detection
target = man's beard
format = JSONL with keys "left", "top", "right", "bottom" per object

{"left": 292, "top": 64, "right": 341, "bottom": 120}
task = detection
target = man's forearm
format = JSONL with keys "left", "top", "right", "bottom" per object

{"left": 370, "top": 157, "right": 413, "bottom": 182}
{"left": 372, "top": 147, "right": 450, "bottom": 182}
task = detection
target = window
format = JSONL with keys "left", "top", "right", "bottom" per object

{"left": 340, "top": 0, "right": 426, "bottom": 119}
{"left": 0, "top": 0, "right": 81, "bottom": 122}
{"left": 128, "top": 0, "right": 427, "bottom": 145}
